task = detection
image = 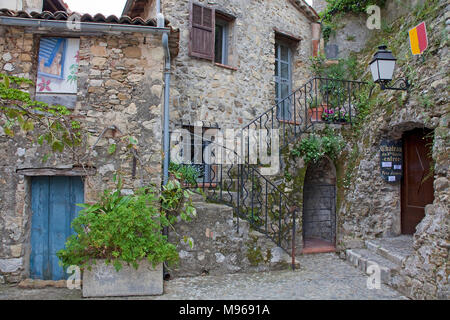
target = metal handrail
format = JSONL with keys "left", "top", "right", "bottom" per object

{"left": 180, "top": 77, "right": 369, "bottom": 262}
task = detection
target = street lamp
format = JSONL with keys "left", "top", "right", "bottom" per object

{"left": 370, "top": 45, "right": 410, "bottom": 91}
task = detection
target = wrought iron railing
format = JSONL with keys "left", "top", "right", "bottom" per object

{"left": 182, "top": 162, "right": 299, "bottom": 262}
{"left": 178, "top": 77, "right": 368, "bottom": 261}
{"left": 242, "top": 77, "right": 368, "bottom": 151}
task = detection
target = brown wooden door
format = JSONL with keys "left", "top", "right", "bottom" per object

{"left": 401, "top": 129, "right": 434, "bottom": 234}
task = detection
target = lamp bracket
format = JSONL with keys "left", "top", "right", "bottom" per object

{"left": 379, "top": 78, "right": 410, "bottom": 91}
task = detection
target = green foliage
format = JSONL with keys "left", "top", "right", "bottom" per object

{"left": 322, "top": 109, "right": 351, "bottom": 123}
{"left": 320, "top": 0, "right": 387, "bottom": 22}
{"left": 169, "top": 162, "right": 201, "bottom": 185}
{"left": 309, "top": 55, "right": 359, "bottom": 107}
{"left": 419, "top": 94, "right": 433, "bottom": 109}
{"left": 57, "top": 175, "right": 197, "bottom": 272}
{"left": 0, "top": 73, "right": 84, "bottom": 160}
{"left": 320, "top": 0, "right": 387, "bottom": 42}
{"left": 161, "top": 174, "right": 197, "bottom": 221}
{"left": 310, "top": 54, "right": 358, "bottom": 80}
{"left": 291, "top": 131, "right": 345, "bottom": 164}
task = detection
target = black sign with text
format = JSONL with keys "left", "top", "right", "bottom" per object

{"left": 380, "top": 140, "right": 403, "bottom": 182}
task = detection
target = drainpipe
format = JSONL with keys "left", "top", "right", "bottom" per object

{"left": 157, "top": 0, "right": 170, "bottom": 187}
{"left": 158, "top": 0, "right": 173, "bottom": 281}
{"left": 162, "top": 31, "right": 171, "bottom": 186}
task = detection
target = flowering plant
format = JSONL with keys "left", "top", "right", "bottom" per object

{"left": 322, "top": 108, "right": 350, "bottom": 123}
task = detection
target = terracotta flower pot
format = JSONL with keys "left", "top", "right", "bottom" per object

{"left": 308, "top": 106, "right": 324, "bottom": 122}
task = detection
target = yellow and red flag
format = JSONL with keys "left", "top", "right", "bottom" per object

{"left": 409, "top": 22, "right": 428, "bottom": 55}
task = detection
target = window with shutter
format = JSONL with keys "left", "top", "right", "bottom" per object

{"left": 189, "top": 3, "right": 215, "bottom": 61}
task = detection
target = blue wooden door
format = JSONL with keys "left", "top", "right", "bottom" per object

{"left": 30, "top": 176, "right": 84, "bottom": 280}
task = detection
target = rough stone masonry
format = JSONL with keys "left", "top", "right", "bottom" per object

{"left": 0, "top": 24, "right": 165, "bottom": 282}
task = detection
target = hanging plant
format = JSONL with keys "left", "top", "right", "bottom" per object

{"left": 291, "top": 132, "right": 345, "bottom": 164}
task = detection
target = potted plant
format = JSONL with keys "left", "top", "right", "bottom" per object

{"left": 307, "top": 97, "right": 325, "bottom": 122}
{"left": 57, "top": 175, "right": 196, "bottom": 297}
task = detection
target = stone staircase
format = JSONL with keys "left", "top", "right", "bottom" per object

{"left": 341, "top": 236, "right": 414, "bottom": 287}
{"left": 169, "top": 192, "right": 299, "bottom": 278}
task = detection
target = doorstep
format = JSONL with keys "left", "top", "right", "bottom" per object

{"left": 302, "top": 238, "right": 336, "bottom": 254}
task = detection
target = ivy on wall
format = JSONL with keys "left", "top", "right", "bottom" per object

{"left": 320, "top": 0, "right": 387, "bottom": 42}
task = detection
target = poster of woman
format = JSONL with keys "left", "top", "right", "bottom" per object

{"left": 36, "top": 37, "right": 80, "bottom": 94}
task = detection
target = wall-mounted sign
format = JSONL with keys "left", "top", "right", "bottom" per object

{"left": 380, "top": 140, "right": 403, "bottom": 182}
{"left": 409, "top": 22, "right": 428, "bottom": 55}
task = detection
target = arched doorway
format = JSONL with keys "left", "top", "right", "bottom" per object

{"left": 302, "top": 157, "right": 336, "bottom": 253}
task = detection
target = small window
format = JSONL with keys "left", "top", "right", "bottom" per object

{"left": 189, "top": 3, "right": 234, "bottom": 66}
{"left": 214, "top": 18, "right": 229, "bottom": 65}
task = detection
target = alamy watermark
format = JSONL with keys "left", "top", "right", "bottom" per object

{"left": 367, "top": 263, "right": 381, "bottom": 290}
{"left": 366, "top": 5, "right": 381, "bottom": 30}
{"left": 66, "top": 13, "right": 82, "bottom": 32}
{"left": 66, "top": 265, "right": 81, "bottom": 290}
{"left": 170, "top": 124, "right": 280, "bottom": 175}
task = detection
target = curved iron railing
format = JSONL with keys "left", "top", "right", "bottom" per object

{"left": 242, "top": 77, "right": 368, "bottom": 151}
{"left": 180, "top": 77, "right": 369, "bottom": 257}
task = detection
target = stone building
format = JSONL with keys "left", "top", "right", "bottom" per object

{"left": 0, "top": 0, "right": 320, "bottom": 283}
{"left": 124, "top": 0, "right": 320, "bottom": 129}
{"left": 0, "top": 0, "right": 175, "bottom": 282}
{"left": 0, "top": 0, "right": 448, "bottom": 301}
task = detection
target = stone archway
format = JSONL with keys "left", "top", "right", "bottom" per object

{"left": 302, "top": 157, "right": 337, "bottom": 253}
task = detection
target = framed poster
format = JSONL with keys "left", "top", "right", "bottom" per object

{"left": 36, "top": 37, "right": 80, "bottom": 94}
{"left": 380, "top": 139, "right": 403, "bottom": 183}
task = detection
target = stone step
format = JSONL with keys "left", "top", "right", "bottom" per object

{"left": 190, "top": 192, "right": 206, "bottom": 203}
{"left": 344, "top": 248, "right": 400, "bottom": 286}
{"left": 365, "top": 236, "right": 414, "bottom": 267}
{"left": 173, "top": 197, "right": 299, "bottom": 278}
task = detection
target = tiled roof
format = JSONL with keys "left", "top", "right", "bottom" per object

{"left": 0, "top": 9, "right": 166, "bottom": 27}
{"left": 0, "top": 9, "right": 180, "bottom": 57}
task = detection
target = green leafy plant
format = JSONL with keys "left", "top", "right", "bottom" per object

{"left": 0, "top": 73, "right": 84, "bottom": 161}
{"left": 322, "top": 108, "right": 351, "bottom": 123}
{"left": 309, "top": 56, "right": 359, "bottom": 108}
{"left": 319, "top": 0, "right": 387, "bottom": 43}
{"left": 291, "top": 132, "right": 345, "bottom": 164}
{"left": 57, "top": 175, "right": 197, "bottom": 272}
{"left": 169, "top": 162, "right": 201, "bottom": 185}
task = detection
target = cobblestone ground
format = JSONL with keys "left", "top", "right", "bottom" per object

{"left": 0, "top": 253, "right": 407, "bottom": 300}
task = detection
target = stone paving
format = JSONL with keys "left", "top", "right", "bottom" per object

{"left": 0, "top": 253, "right": 407, "bottom": 300}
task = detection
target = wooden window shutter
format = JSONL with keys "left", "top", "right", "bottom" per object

{"left": 189, "top": 2, "right": 215, "bottom": 61}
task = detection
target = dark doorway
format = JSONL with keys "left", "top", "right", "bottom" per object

{"left": 302, "top": 158, "right": 336, "bottom": 253}
{"left": 401, "top": 129, "right": 434, "bottom": 235}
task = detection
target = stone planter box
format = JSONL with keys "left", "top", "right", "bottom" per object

{"left": 82, "top": 260, "right": 163, "bottom": 297}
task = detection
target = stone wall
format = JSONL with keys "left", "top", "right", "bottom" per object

{"left": 160, "top": 0, "right": 315, "bottom": 129}
{"left": 0, "top": 26, "right": 165, "bottom": 282}
{"left": 169, "top": 194, "right": 296, "bottom": 278}
{"left": 332, "top": 0, "right": 449, "bottom": 299}
{"left": 323, "top": 0, "right": 427, "bottom": 59}
{"left": 312, "top": 0, "right": 327, "bottom": 15}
